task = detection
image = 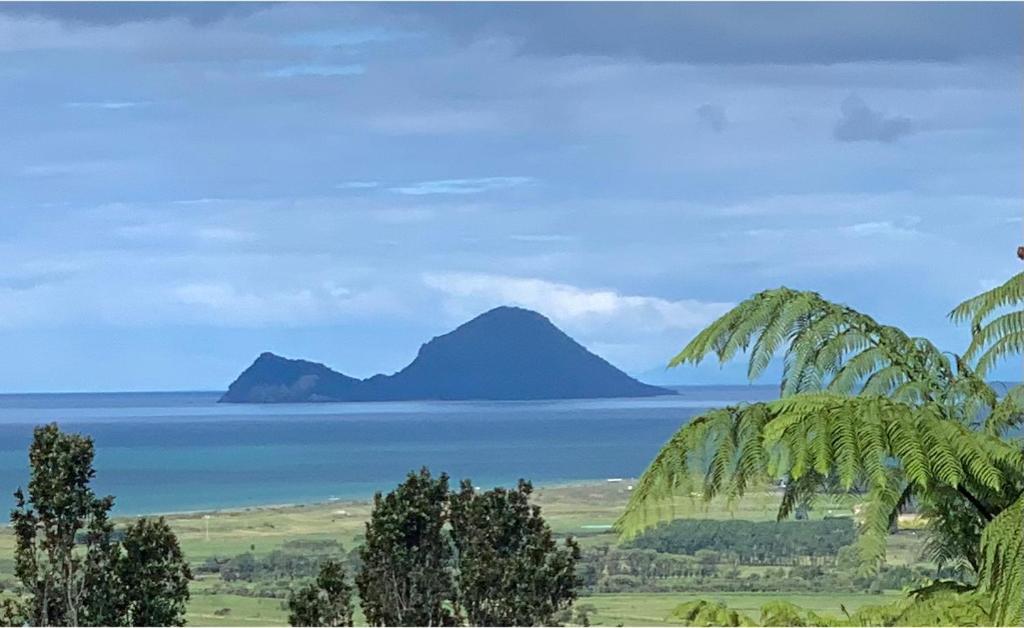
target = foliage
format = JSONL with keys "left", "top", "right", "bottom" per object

{"left": 0, "top": 597, "right": 26, "bottom": 627}
{"left": 950, "top": 271, "right": 1024, "bottom": 377}
{"left": 287, "top": 560, "right": 353, "bottom": 627}
{"left": 976, "top": 495, "right": 1024, "bottom": 625}
{"left": 671, "top": 599, "right": 754, "bottom": 626}
{"left": 204, "top": 540, "right": 348, "bottom": 582}
{"left": 81, "top": 496, "right": 126, "bottom": 626}
{"left": 356, "top": 468, "right": 456, "bottom": 627}
{"left": 116, "top": 517, "right": 192, "bottom": 626}
{"left": 758, "top": 600, "right": 810, "bottom": 626}
{"left": 9, "top": 423, "right": 191, "bottom": 627}
{"left": 11, "top": 423, "right": 114, "bottom": 626}
{"left": 672, "top": 589, "right": 994, "bottom": 628}
{"left": 627, "top": 518, "right": 855, "bottom": 565}
{"left": 618, "top": 394, "right": 1020, "bottom": 568}
{"left": 618, "top": 274, "right": 1024, "bottom": 624}
{"left": 450, "top": 479, "right": 580, "bottom": 626}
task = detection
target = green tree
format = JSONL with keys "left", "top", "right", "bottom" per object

{"left": 10, "top": 424, "right": 192, "bottom": 627}
{"left": 617, "top": 272, "right": 1024, "bottom": 624}
{"left": 287, "top": 560, "right": 354, "bottom": 627}
{"left": 0, "top": 598, "right": 26, "bottom": 627}
{"left": 81, "top": 496, "right": 126, "bottom": 626}
{"left": 450, "top": 479, "right": 580, "bottom": 626}
{"left": 356, "top": 468, "right": 456, "bottom": 626}
{"left": 116, "top": 518, "right": 191, "bottom": 627}
{"left": 11, "top": 423, "right": 111, "bottom": 626}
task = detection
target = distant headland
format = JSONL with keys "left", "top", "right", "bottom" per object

{"left": 220, "top": 306, "right": 675, "bottom": 403}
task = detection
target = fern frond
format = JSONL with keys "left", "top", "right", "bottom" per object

{"left": 950, "top": 272, "right": 1024, "bottom": 329}
{"left": 977, "top": 495, "right": 1024, "bottom": 625}
{"left": 985, "top": 384, "right": 1024, "bottom": 436}
{"left": 670, "top": 288, "right": 951, "bottom": 400}
{"left": 951, "top": 272, "right": 1024, "bottom": 376}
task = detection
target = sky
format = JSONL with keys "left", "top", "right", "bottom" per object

{"left": 0, "top": 2, "right": 1021, "bottom": 392}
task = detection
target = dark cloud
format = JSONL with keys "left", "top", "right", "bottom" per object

{"left": 833, "top": 95, "right": 913, "bottom": 143}
{"left": 0, "top": 2, "right": 272, "bottom": 26}
{"left": 696, "top": 104, "right": 727, "bottom": 132}
{"left": 390, "top": 2, "right": 1022, "bottom": 64}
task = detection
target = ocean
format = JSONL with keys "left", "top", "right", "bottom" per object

{"left": 0, "top": 387, "right": 777, "bottom": 515}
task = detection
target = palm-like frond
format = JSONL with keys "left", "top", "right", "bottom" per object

{"left": 951, "top": 272, "right": 1024, "bottom": 376}
{"left": 671, "top": 288, "right": 953, "bottom": 399}
{"left": 616, "top": 394, "right": 1022, "bottom": 570}
{"left": 977, "top": 495, "right": 1024, "bottom": 625}
{"left": 983, "top": 384, "right": 1024, "bottom": 436}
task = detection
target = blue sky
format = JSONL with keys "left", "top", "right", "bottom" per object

{"left": 0, "top": 2, "right": 1020, "bottom": 392}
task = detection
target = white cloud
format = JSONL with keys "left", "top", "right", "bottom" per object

{"left": 335, "top": 181, "right": 379, "bottom": 190}
{"left": 264, "top": 64, "right": 365, "bottom": 78}
{"left": 65, "top": 101, "right": 149, "bottom": 109}
{"left": 369, "top": 109, "right": 507, "bottom": 135}
{"left": 423, "top": 272, "right": 731, "bottom": 331}
{"left": 844, "top": 220, "right": 921, "bottom": 239}
{"left": 508, "top": 234, "right": 577, "bottom": 243}
{"left": 170, "top": 281, "right": 401, "bottom": 326}
{"left": 392, "top": 177, "right": 533, "bottom": 195}
{"left": 421, "top": 272, "right": 734, "bottom": 374}
{"left": 194, "top": 226, "right": 255, "bottom": 243}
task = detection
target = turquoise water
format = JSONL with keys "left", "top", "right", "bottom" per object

{"left": 0, "top": 387, "right": 776, "bottom": 514}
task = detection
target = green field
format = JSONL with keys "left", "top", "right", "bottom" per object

{"left": 0, "top": 480, "right": 917, "bottom": 626}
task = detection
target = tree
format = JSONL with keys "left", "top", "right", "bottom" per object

{"left": 81, "top": 496, "right": 126, "bottom": 626}
{"left": 10, "top": 423, "right": 192, "bottom": 627}
{"left": 116, "top": 518, "right": 191, "bottom": 627}
{"left": 11, "top": 423, "right": 111, "bottom": 626}
{"left": 356, "top": 468, "right": 456, "bottom": 626}
{"left": 287, "top": 560, "right": 354, "bottom": 627}
{"left": 617, "top": 271, "right": 1024, "bottom": 624}
{"left": 449, "top": 479, "right": 580, "bottom": 626}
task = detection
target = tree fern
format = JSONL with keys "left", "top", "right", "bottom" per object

{"left": 977, "top": 495, "right": 1024, "bottom": 625}
{"left": 951, "top": 272, "right": 1024, "bottom": 376}
{"left": 626, "top": 276, "right": 1024, "bottom": 619}
{"left": 670, "top": 288, "right": 953, "bottom": 399}
{"left": 616, "top": 394, "right": 1021, "bottom": 572}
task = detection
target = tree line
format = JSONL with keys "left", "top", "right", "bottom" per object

{"left": 627, "top": 517, "right": 856, "bottom": 566}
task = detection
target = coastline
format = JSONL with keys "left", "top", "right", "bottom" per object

{"left": 146, "top": 476, "right": 638, "bottom": 521}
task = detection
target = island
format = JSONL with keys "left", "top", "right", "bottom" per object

{"left": 220, "top": 306, "right": 675, "bottom": 402}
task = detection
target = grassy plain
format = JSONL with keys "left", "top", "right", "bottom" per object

{"left": 0, "top": 481, "right": 914, "bottom": 626}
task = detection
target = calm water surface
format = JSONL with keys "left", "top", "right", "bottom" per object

{"left": 0, "top": 387, "right": 776, "bottom": 514}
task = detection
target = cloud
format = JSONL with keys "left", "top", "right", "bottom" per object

{"left": 264, "top": 64, "right": 365, "bottom": 78}
{"left": 0, "top": 2, "right": 270, "bottom": 26}
{"left": 368, "top": 110, "right": 507, "bottom": 135}
{"left": 508, "top": 234, "right": 577, "bottom": 243}
{"left": 696, "top": 104, "right": 727, "bottom": 132}
{"left": 194, "top": 227, "right": 255, "bottom": 243}
{"left": 170, "top": 281, "right": 400, "bottom": 326}
{"left": 285, "top": 28, "right": 410, "bottom": 48}
{"left": 395, "top": 3, "right": 1023, "bottom": 64}
{"left": 335, "top": 181, "right": 380, "bottom": 190}
{"left": 423, "top": 272, "right": 732, "bottom": 331}
{"left": 65, "top": 101, "right": 149, "bottom": 109}
{"left": 833, "top": 95, "right": 913, "bottom": 143}
{"left": 843, "top": 220, "right": 921, "bottom": 240}
{"left": 392, "top": 177, "right": 533, "bottom": 195}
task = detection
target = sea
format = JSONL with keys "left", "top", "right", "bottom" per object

{"left": 0, "top": 386, "right": 777, "bottom": 515}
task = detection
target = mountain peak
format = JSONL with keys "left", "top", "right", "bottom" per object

{"left": 221, "top": 306, "right": 675, "bottom": 402}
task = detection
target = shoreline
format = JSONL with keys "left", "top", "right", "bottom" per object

{"left": 142, "top": 476, "right": 638, "bottom": 521}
